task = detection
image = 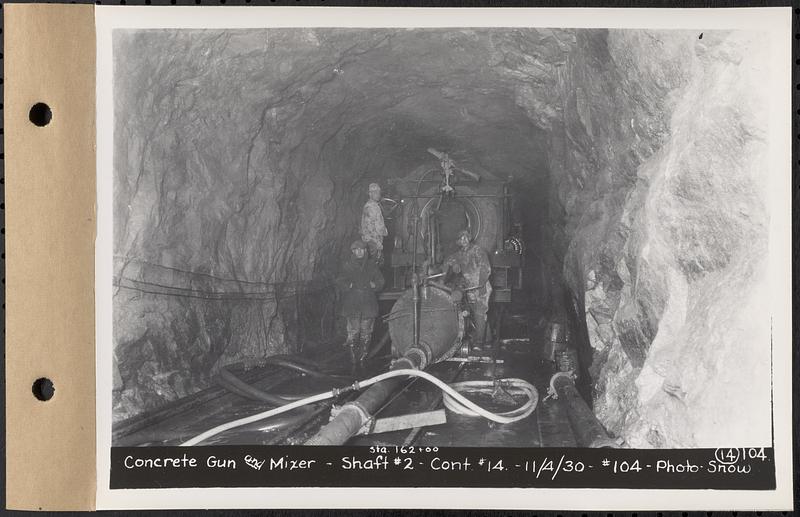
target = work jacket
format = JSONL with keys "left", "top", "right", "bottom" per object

{"left": 360, "top": 199, "right": 388, "bottom": 250}
{"left": 445, "top": 243, "right": 493, "bottom": 303}
{"left": 336, "top": 255, "right": 385, "bottom": 318}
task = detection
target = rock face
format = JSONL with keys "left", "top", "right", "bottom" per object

{"left": 547, "top": 30, "right": 772, "bottom": 447}
{"left": 113, "top": 26, "right": 774, "bottom": 447}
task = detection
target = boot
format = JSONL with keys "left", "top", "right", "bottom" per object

{"left": 358, "top": 340, "right": 369, "bottom": 374}
{"left": 351, "top": 349, "right": 363, "bottom": 377}
{"left": 354, "top": 341, "right": 367, "bottom": 377}
{"left": 346, "top": 343, "right": 360, "bottom": 376}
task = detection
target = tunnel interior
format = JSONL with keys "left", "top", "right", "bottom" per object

{"left": 112, "top": 27, "right": 773, "bottom": 448}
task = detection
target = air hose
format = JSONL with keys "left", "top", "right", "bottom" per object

{"left": 239, "top": 356, "right": 353, "bottom": 381}
{"left": 217, "top": 361, "right": 351, "bottom": 406}
{"left": 181, "top": 369, "right": 539, "bottom": 446}
{"left": 442, "top": 379, "right": 538, "bottom": 421}
{"left": 217, "top": 366, "right": 306, "bottom": 405}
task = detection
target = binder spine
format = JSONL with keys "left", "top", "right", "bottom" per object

{"left": 5, "top": 4, "right": 96, "bottom": 510}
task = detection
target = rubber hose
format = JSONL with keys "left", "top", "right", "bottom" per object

{"left": 442, "top": 379, "right": 539, "bottom": 420}
{"left": 271, "top": 357, "right": 351, "bottom": 380}
{"left": 366, "top": 332, "right": 391, "bottom": 360}
{"left": 265, "top": 354, "right": 320, "bottom": 367}
{"left": 214, "top": 371, "right": 302, "bottom": 403}
{"left": 217, "top": 365, "right": 330, "bottom": 405}
{"left": 226, "top": 357, "right": 351, "bottom": 381}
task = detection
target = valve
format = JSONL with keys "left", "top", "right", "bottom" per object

{"left": 543, "top": 370, "right": 575, "bottom": 402}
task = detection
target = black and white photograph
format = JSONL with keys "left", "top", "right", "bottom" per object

{"left": 95, "top": 6, "right": 792, "bottom": 508}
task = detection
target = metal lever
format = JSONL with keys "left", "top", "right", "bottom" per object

{"left": 427, "top": 147, "right": 482, "bottom": 182}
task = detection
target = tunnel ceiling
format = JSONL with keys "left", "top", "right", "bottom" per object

{"left": 118, "top": 28, "right": 573, "bottom": 187}
{"left": 308, "top": 28, "right": 569, "bottom": 182}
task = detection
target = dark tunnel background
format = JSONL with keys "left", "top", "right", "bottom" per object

{"left": 111, "top": 27, "right": 773, "bottom": 447}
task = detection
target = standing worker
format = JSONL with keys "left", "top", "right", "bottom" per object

{"left": 444, "top": 230, "right": 493, "bottom": 352}
{"left": 336, "top": 240, "right": 385, "bottom": 374}
{"left": 360, "top": 183, "right": 388, "bottom": 264}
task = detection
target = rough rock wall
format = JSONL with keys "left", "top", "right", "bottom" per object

{"left": 112, "top": 30, "right": 381, "bottom": 420}
{"left": 547, "top": 30, "right": 772, "bottom": 447}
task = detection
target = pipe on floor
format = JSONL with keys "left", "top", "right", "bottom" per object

{"left": 549, "top": 371, "right": 617, "bottom": 448}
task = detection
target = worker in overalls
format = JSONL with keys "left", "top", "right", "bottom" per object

{"left": 444, "top": 230, "right": 492, "bottom": 351}
{"left": 336, "top": 240, "right": 385, "bottom": 374}
{"left": 360, "top": 183, "right": 388, "bottom": 264}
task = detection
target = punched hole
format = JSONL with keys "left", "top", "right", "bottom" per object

{"left": 29, "top": 103, "right": 52, "bottom": 127}
{"left": 32, "top": 377, "right": 55, "bottom": 401}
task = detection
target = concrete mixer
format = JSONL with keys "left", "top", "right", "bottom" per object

{"left": 386, "top": 283, "right": 464, "bottom": 368}
{"left": 381, "top": 151, "right": 523, "bottom": 305}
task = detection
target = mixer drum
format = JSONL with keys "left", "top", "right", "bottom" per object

{"left": 387, "top": 285, "right": 460, "bottom": 363}
{"left": 394, "top": 162, "right": 503, "bottom": 257}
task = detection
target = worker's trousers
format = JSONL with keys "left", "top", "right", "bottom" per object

{"left": 467, "top": 286, "right": 491, "bottom": 347}
{"left": 345, "top": 316, "right": 375, "bottom": 359}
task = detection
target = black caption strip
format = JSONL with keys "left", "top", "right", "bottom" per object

{"left": 111, "top": 446, "right": 775, "bottom": 490}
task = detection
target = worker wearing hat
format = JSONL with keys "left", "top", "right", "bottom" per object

{"left": 360, "top": 183, "right": 388, "bottom": 264}
{"left": 444, "top": 230, "right": 493, "bottom": 351}
{"left": 336, "top": 239, "right": 385, "bottom": 374}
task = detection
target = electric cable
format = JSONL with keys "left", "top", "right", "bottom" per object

{"left": 113, "top": 255, "right": 332, "bottom": 287}
{"left": 118, "top": 275, "right": 335, "bottom": 297}
{"left": 114, "top": 277, "right": 335, "bottom": 301}
{"left": 180, "top": 368, "right": 538, "bottom": 447}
